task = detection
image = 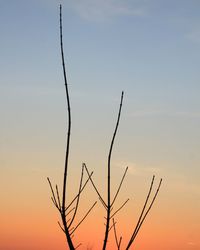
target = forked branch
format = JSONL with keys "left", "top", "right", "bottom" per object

{"left": 84, "top": 163, "right": 107, "bottom": 209}
{"left": 126, "top": 177, "right": 162, "bottom": 249}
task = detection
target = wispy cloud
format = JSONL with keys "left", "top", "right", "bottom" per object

{"left": 187, "top": 241, "right": 197, "bottom": 246}
{"left": 129, "top": 110, "right": 200, "bottom": 118}
{"left": 186, "top": 29, "right": 200, "bottom": 43}
{"left": 115, "top": 160, "right": 162, "bottom": 176}
{"left": 176, "top": 18, "right": 200, "bottom": 44}
{"left": 66, "top": 0, "right": 146, "bottom": 22}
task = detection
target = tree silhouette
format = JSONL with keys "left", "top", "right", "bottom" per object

{"left": 47, "top": 5, "right": 162, "bottom": 250}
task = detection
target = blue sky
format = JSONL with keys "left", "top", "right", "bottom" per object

{"left": 1, "top": 0, "right": 200, "bottom": 160}
{"left": 0, "top": 1, "right": 200, "bottom": 249}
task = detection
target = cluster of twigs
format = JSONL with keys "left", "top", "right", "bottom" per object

{"left": 47, "top": 5, "right": 162, "bottom": 250}
{"left": 47, "top": 164, "right": 96, "bottom": 250}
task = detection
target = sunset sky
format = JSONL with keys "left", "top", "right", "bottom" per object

{"left": 1, "top": 0, "right": 200, "bottom": 249}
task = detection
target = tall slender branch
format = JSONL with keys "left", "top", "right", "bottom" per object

{"left": 60, "top": 3, "right": 71, "bottom": 212}
{"left": 59, "top": 4, "right": 75, "bottom": 249}
{"left": 103, "top": 91, "right": 124, "bottom": 250}
{"left": 48, "top": 7, "right": 99, "bottom": 250}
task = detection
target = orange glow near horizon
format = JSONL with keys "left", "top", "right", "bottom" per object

{"left": 1, "top": 157, "right": 200, "bottom": 250}
{"left": 1, "top": 176, "right": 199, "bottom": 250}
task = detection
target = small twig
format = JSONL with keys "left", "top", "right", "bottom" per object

{"left": 128, "top": 175, "right": 155, "bottom": 245}
{"left": 67, "top": 218, "right": 72, "bottom": 224}
{"left": 58, "top": 221, "right": 65, "bottom": 233}
{"left": 68, "top": 164, "right": 85, "bottom": 228}
{"left": 108, "top": 223, "right": 114, "bottom": 232}
{"left": 132, "top": 178, "right": 162, "bottom": 242}
{"left": 113, "top": 219, "right": 118, "bottom": 245}
{"left": 47, "top": 178, "right": 58, "bottom": 208}
{"left": 69, "top": 227, "right": 75, "bottom": 233}
{"left": 66, "top": 207, "right": 75, "bottom": 216}
{"left": 56, "top": 185, "right": 61, "bottom": 210}
{"left": 84, "top": 163, "right": 107, "bottom": 208}
{"left": 75, "top": 243, "right": 82, "bottom": 249}
{"left": 51, "top": 197, "right": 59, "bottom": 210}
{"left": 111, "top": 166, "right": 128, "bottom": 207}
{"left": 99, "top": 197, "right": 108, "bottom": 210}
{"left": 70, "top": 201, "right": 97, "bottom": 235}
{"left": 110, "top": 198, "right": 129, "bottom": 219}
{"left": 65, "top": 170, "right": 94, "bottom": 211}
{"left": 119, "top": 237, "right": 122, "bottom": 249}
{"left": 113, "top": 218, "right": 121, "bottom": 250}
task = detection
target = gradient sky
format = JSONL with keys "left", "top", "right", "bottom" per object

{"left": 1, "top": 0, "right": 200, "bottom": 249}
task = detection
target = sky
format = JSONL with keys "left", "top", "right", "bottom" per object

{"left": 0, "top": 0, "right": 200, "bottom": 249}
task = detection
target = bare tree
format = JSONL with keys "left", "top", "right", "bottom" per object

{"left": 84, "top": 92, "right": 162, "bottom": 250}
{"left": 47, "top": 4, "right": 162, "bottom": 250}
{"left": 47, "top": 5, "right": 96, "bottom": 250}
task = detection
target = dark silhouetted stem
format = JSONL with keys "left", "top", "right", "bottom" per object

{"left": 59, "top": 4, "right": 75, "bottom": 250}
{"left": 102, "top": 91, "right": 124, "bottom": 250}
